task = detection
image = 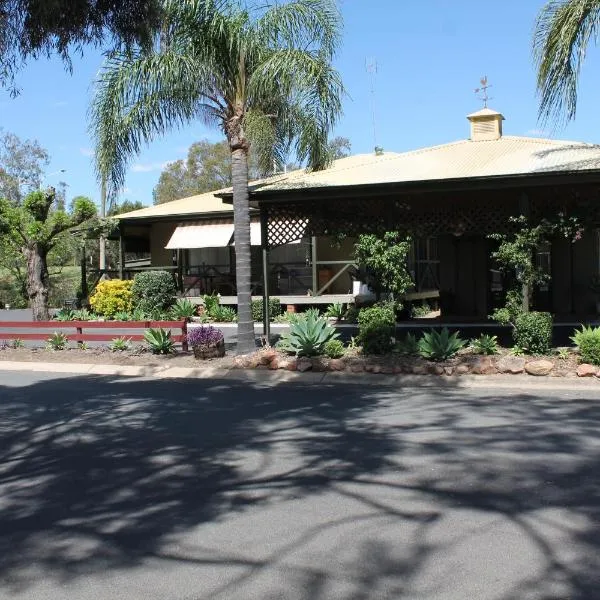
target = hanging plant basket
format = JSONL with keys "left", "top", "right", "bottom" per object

{"left": 192, "top": 338, "right": 225, "bottom": 359}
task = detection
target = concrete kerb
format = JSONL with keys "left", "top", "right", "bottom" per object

{"left": 0, "top": 360, "right": 599, "bottom": 391}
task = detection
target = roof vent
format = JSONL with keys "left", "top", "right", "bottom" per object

{"left": 467, "top": 107, "right": 504, "bottom": 141}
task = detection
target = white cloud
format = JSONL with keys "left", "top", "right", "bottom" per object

{"left": 131, "top": 160, "right": 173, "bottom": 172}
{"left": 80, "top": 147, "right": 94, "bottom": 157}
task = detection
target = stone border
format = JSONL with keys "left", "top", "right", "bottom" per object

{"left": 232, "top": 349, "right": 600, "bottom": 379}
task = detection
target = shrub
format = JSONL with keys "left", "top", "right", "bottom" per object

{"left": 513, "top": 311, "right": 552, "bottom": 355}
{"left": 143, "top": 328, "right": 174, "bottom": 354}
{"left": 471, "top": 334, "right": 499, "bottom": 355}
{"left": 277, "top": 311, "right": 339, "bottom": 357}
{"left": 90, "top": 279, "right": 134, "bottom": 317}
{"left": 570, "top": 325, "right": 600, "bottom": 365}
{"left": 395, "top": 332, "right": 419, "bottom": 355}
{"left": 357, "top": 303, "right": 395, "bottom": 354}
{"left": 209, "top": 305, "right": 237, "bottom": 322}
{"left": 132, "top": 271, "right": 176, "bottom": 314}
{"left": 418, "top": 328, "right": 465, "bottom": 361}
{"left": 171, "top": 298, "right": 196, "bottom": 319}
{"left": 12, "top": 339, "right": 24, "bottom": 349}
{"left": 343, "top": 304, "right": 359, "bottom": 323}
{"left": 110, "top": 337, "right": 131, "bottom": 352}
{"left": 187, "top": 325, "right": 224, "bottom": 347}
{"left": 410, "top": 302, "right": 431, "bottom": 319}
{"left": 324, "top": 338, "right": 345, "bottom": 358}
{"left": 251, "top": 298, "right": 282, "bottom": 321}
{"left": 46, "top": 331, "right": 68, "bottom": 351}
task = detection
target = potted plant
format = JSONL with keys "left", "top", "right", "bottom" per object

{"left": 187, "top": 325, "right": 225, "bottom": 359}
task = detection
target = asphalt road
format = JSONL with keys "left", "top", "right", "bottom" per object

{"left": 0, "top": 371, "right": 598, "bottom": 600}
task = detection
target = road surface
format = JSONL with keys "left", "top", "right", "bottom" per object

{"left": 0, "top": 371, "right": 598, "bottom": 599}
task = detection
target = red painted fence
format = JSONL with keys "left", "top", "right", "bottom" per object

{"left": 0, "top": 320, "right": 188, "bottom": 351}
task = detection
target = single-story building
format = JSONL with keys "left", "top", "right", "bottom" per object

{"left": 118, "top": 107, "right": 600, "bottom": 318}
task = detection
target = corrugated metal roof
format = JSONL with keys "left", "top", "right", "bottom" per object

{"left": 117, "top": 188, "right": 233, "bottom": 220}
{"left": 250, "top": 136, "right": 600, "bottom": 192}
{"left": 117, "top": 133, "right": 600, "bottom": 221}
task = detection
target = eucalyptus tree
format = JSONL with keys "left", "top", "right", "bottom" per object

{"left": 91, "top": 0, "right": 343, "bottom": 353}
{"left": 534, "top": 0, "right": 600, "bottom": 123}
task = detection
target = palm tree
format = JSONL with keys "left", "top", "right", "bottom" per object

{"left": 534, "top": 0, "right": 600, "bottom": 123}
{"left": 91, "top": 0, "right": 343, "bottom": 354}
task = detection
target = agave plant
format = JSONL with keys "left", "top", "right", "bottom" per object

{"left": 278, "top": 311, "right": 339, "bottom": 357}
{"left": 110, "top": 337, "right": 132, "bottom": 352}
{"left": 72, "top": 309, "right": 92, "bottom": 321}
{"left": 325, "top": 303, "right": 345, "bottom": 320}
{"left": 171, "top": 298, "right": 197, "bottom": 319}
{"left": 46, "top": 332, "right": 69, "bottom": 351}
{"left": 418, "top": 328, "right": 465, "bottom": 361}
{"left": 112, "top": 310, "right": 131, "bottom": 322}
{"left": 54, "top": 308, "right": 75, "bottom": 321}
{"left": 143, "top": 328, "right": 174, "bottom": 354}
{"left": 395, "top": 332, "right": 419, "bottom": 356}
{"left": 470, "top": 333, "right": 499, "bottom": 356}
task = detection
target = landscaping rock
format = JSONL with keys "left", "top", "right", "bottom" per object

{"left": 412, "top": 364, "right": 428, "bottom": 375}
{"left": 470, "top": 356, "right": 497, "bottom": 375}
{"left": 444, "top": 366, "right": 454, "bottom": 376}
{"left": 392, "top": 366, "right": 403, "bottom": 375}
{"left": 259, "top": 349, "right": 277, "bottom": 365}
{"left": 350, "top": 364, "right": 364, "bottom": 373}
{"left": 285, "top": 358, "right": 297, "bottom": 371}
{"left": 380, "top": 366, "right": 394, "bottom": 375}
{"left": 577, "top": 363, "right": 597, "bottom": 377}
{"left": 232, "top": 356, "right": 246, "bottom": 369}
{"left": 496, "top": 356, "right": 526, "bottom": 374}
{"left": 431, "top": 364, "right": 445, "bottom": 376}
{"left": 328, "top": 359, "right": 345, "bottom": 371}
{"left": 297, "top": 358, "right": 312, "bottom": 372}
{"left": 524, "top": 359, "right": 554, "bottom": 376}
{"left": 311, "top": 357, "right": 328, "bottom": 372}
{"left": 370, "top": 365, "right": 382, "bottom": 374}
{"left": 455, "top": 364, "right": 470, "bottom": 375}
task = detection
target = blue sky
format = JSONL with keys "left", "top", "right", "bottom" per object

{"left": 2, "top": 0, "right": 600, "bottom": 208}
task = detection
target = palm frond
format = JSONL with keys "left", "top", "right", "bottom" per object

{"left": 256, "top": 0, "right": 342, "bottom": 59}
{"left": 534, "top": 0, "right": 600, "bottom": 125}
{"left": 248, "top": 48, "right": 344, "bottom": 170}
{"left": 91, "top": 49, "right": 212, "bottom": 198}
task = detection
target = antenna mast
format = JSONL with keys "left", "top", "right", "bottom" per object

{"left": 366, "top": 58, "right": 379, "bottom": 151}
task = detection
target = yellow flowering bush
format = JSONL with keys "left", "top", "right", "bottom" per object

{"left": 89, "top": 279, "right": 134, "bottom": 317}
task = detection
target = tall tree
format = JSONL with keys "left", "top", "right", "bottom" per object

{"left": 0, "top": 190, "right": 96, "bottom": 320}
{"left": 534, "top": 0, "right": 600, "bottom": 123}
{"left": 0, "top": 0, "right": 161, "bottom": 93}
{"left": 153, "top": 140, "right": 233, "bottom": 204}
{"left": 328, "top": 136, "right": 351, "bottom": 160}
{"left": 91, "top": 0, "right": 343, "bottom": 353}
{"left": 0, "top": 130, "right": 50, "bottom": 203}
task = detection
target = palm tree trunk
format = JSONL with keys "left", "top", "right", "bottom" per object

{"left": 99, "top": 176, "right": 107, "bottom": 273}
{"left": 231, "top": 147, "right": 255, "bottom": 354}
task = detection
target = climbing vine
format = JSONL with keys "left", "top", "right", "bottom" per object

{"left": 489, "top": 213, "right": 583, "bottom": 323}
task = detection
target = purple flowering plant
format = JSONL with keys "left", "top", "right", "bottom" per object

{"left": 187, "top": 325, "right": 224, "bottom": 347}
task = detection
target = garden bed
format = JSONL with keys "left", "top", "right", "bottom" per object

{"left": 0, "top": 346, "right": 235, "bottom": 369}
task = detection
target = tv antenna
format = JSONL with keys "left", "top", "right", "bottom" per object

{"left": 366, "top": 58, "right": 379, "bottom": 151}
{"left": 474, "top": 76, "right": 492, "bottom": 108}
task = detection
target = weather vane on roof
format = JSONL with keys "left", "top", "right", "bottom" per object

{"left": 474, "top": 76, "right": 492, "bottom": 108}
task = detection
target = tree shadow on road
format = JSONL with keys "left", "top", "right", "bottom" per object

{"left": 0, "top": 375, "right": 599, "bottom": 599}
